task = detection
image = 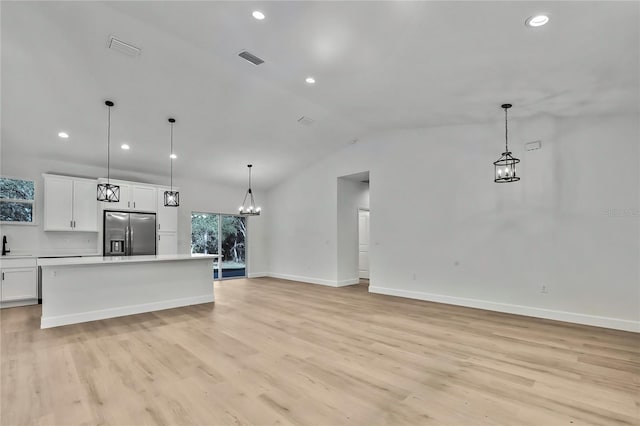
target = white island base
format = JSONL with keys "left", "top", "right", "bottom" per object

{"left": 38, "top": 255, "right": 218, "bottom": 329}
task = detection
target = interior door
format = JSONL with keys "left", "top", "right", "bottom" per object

{"left": 358, "top": 210, "right": 370, "bottom": 279}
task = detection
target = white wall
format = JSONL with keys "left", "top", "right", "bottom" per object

{"left": 266, "top": 114, "right": 639, "bottom": 331}
{"left": 337, "top": 178, "right": 369, "bottom": 285}
{"left": 0, "top": 157, "right": 268, "bottom": 275}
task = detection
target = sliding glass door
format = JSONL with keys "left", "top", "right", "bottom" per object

{"left": 191, "top": 212, "right": 246, "bottom": 279}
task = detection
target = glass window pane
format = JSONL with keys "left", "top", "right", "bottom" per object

{"left": 220, "top": 215, "right": 246, "bottom": 278}
{"left": 0, "top": 201, "right": 33, "bottom": 222}
{"left": 191, "top": 213, "right": 219, "bottom": 255}
{"left": 0, "top": 178, "right": 35, "bottom": 200}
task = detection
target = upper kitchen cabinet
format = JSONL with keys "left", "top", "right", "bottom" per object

{"left": 103, "top": 182, "right": 130, "bottom": 211}
{"left": 156, "top": 187, "right": 178, "bottom": 233}
{"left": 97, "top": 180, "right": 157, "bottom": 212}
{"left": 43, "top": 174, "right": 98, "bottom": 232}
{"left": 131, "top": 185, "right": 156, "bottom": 212}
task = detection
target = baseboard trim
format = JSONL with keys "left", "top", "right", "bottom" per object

{"left": 1, "top": 299, "right": 38, "bottom": 309}
{"left": 369, "top": 286, "right": 639, "bottom": 333}
{"left": 41, "top": 294, "right": 215, "bottom": 329}
{"left": 337, "top": 278, "right": 360, "bottom": 287}
{"left": 248, "top": 272, "right": 268, "bottom": 278}
{"left": 268, "top": 273, "right": 339, "bottom": 287}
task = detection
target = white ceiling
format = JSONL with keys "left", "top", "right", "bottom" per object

{"left": 2, "top": 1, "right": 638, "bottom": 189}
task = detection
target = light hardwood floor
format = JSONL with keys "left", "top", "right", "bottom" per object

{"left": 1, "top": 278, "right": 639, "bottom": 426}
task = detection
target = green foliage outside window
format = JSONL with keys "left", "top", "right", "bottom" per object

{"left": 0, "top": 177, "right": 35, "bottom": 223}
{"left": 191, "top": 213, "right": 246, "bottom": 264}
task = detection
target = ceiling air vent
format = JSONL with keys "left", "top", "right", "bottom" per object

{"left": 107, "top": 35, "right": 141, "bottom": 57}
{"left": 525, "top": 140, "right": 542, "bottom": 151}
{"left": 297, "top": 116, "right": 315, "bottom": 126}
{"left": 238, "top": 50, "right": 264, "bottom": 65}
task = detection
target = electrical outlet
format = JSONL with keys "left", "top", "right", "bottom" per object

{"left": 541, "top": 284, "right": 549, "bottom": 294}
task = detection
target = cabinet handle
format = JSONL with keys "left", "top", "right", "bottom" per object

{"left": 134, "top": 202, "right": 136, "bottom": 208}
{"left": 158, "top": 234, "right": 161, "bottom": 241}
{"left": 158, "top": 224, "right": 161, "bottom": 230}
{"left": 1, "top": 272, "right": 4, "bottom": 281}
{"left": 70, "top": 220, "right": 73, "bottom": 228}
{"left": 128, "top": 201, "right": 130, "bottom": 208}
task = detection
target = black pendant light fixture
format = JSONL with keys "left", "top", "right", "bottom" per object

{"left": 239, "top": 164, "right": 261, "bottom": 216}
{"left": 97, "top": 100, "right": 121, "bottom": 202}
{"left": 164, "top": 118, "right": 179, "bottom": 207}
{"left": 493, "top": 103, "right": 521, "bottom": 183}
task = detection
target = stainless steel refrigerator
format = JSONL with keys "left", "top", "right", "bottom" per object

{"left": 104, "top": 211, "right": 156, "bottom": 256}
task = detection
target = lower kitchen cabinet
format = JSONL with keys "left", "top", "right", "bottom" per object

{"left": 0, "top": 258, "right": 38, "bottom": 308}
{"left": 157, "top": 232, "right": 177, "bottom": 255}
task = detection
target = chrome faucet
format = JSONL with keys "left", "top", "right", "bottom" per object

{"left": 2, "top": 236, "right": 9, "bottom": 256}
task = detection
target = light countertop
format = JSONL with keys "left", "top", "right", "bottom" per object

{"left": 37, "top": 254, "right": 220, "bottom": 267}
{"left": 2, "top": 251, "right": 101, "bottom": 259}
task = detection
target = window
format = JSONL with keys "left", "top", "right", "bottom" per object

{"left": 191, "top": 212, "right": 246, "bottom": 279}
{"left": 0, "top": 177, "right": 35, "bottom": 224}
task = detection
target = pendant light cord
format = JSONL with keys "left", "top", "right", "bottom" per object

{"left": 107, "top": 105, "right": 111, "bottom": 183}
{"left": 170, "top": 122, "right": 174, "bottom": 191}
{"left": 504, "top": 106, "right": 509, "bottom": 152}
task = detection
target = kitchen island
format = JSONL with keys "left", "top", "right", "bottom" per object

{"left": 38, "top": 254, "right": 219, "bottom": 328}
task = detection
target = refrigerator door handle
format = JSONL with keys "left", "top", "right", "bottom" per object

{"left": 130, "top": 226, "right": 134, "bottom": 255}
{"left": 124, "top": 226, "right": 130, "bottom": 256}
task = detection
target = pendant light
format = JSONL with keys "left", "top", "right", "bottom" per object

{"left": 97, "top": 100, "right": 121, "bottom": 202}
{"left": 493, "top": 103, "right": 521, "bottom": 183}
{"left": 239, "top": 164, "right": 261, "bottom": 216}
{"left": 164, "top": 118, "right": 179, "bottom": 207}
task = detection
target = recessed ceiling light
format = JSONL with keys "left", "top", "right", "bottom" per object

{"left": 121, "top": 144, "right": 130, "bottom": 150}
{"left": 252, "top": 11, "right": 265, "bottom": 20}
{"left": 170, "top": 153, "right": 177, "bottom": 159}
{"left": 525, "top": 15, "right": 549, "bottom": 27}
{"left": 305, "top": 77, "right": 316, "bottom": 84}
{"left": 58, "top": 132, "right": 69, "bottom": 139}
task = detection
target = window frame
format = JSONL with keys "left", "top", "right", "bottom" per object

{"left": 0, "top": 176, "right": 37, "bottom": 226}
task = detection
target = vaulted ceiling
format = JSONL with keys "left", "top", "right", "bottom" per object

{"left": 2, "top": 1, "right": 638, "bottom": 188}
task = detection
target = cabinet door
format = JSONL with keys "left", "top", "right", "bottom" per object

{"left": 44, "top": 176, "right": 73, "bottom": 231}
{"left": 132, "top": 186, "right": 156, "bottom": 212}
{"left": 73, "top": 180, "right": 98, "bottom": 231}
{"left": 1, "top": 268, "right": 37, "bottom": 301}
{"left": 157, "top": 232, "right": 177, "bottom": 255}
{"left": 156, "top": 188, "right": 178, "bottom": 233}
{"left": 104, "top": 183, "right": 131, "bottom": 211}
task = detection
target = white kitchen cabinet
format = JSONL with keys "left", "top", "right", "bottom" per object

{"left": 72, "top": 179, "right": 99, "bottom": 231}
{"left": 131, "top": 186, "right": 156, "bottom": 212}
{"left": 44, "top": 174, "right": 98, "bottom": 232}
{"left": 157, "top": 232, "right": 177, "bottom": 255}
{"left": 98, "top": 180, "right": 156, "bottom": 212}
{"left": 1, "top": 258, "right": 38, "bottom": 307}
{"left": 104, "top": 182, "right": 130, "bottom": 211}
{"left": 156, "top": 187, "right": 178, "bottom": 233}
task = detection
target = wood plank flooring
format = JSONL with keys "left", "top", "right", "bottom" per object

{"left": 1, "top": 278, "right": 639, "bottom": 425}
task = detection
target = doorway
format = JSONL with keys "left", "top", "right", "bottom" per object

{"left": 337, "top": 171, "right": 370, "bottom": 287}
{"left": 358, "top": 209, "right": 370, "bottom": 281}
{"left": 191, "top": 212, "right": 247, "bottom": 279}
